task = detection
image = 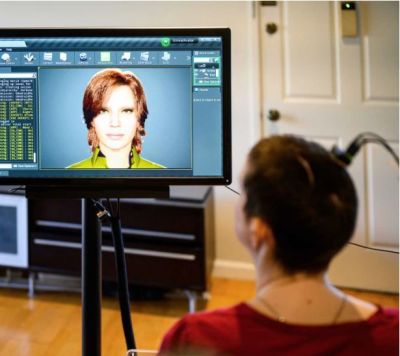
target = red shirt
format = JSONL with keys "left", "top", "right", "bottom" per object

{"left": 159, "top": 303, "right": 399, "bottom": 356}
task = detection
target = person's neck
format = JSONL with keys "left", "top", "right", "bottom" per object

{"left": 249, "top": 248, "right": 353, "bottom": 324}
{"left": 253, "top": 248, "right": 332, "bottom": 296}
{"left": 99, "top": 145, "right": 131, "bottom": 169}
{"left": 249, "top": 245, "right": 377, "bottom": 324}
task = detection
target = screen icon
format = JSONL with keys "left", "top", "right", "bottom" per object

{"left": 161, "top": 52, "right": 171, "bottom": 61}
{"left": 1, "top": 53, "right": 11, "bottom": 63}
{"left": 140, "top": 52, "right": 150, "bottom": 62}
{"left": 43, "top": 52, "right": 53, "bottom": 61}
{"left": 24, "top": 53, "right": 35, "bottom": 62}
{"left": 59, "top": 52, "right": 67, "bottom": 62}
{"left": 100, "top": 52, "right": 111, "bottom": 62}
{"left": 160, "top": 37, "right": 171, "bottom": 47}
{"left": 121, "top": 52, "right": 131, "bottom": 61}
{"left": 79, "top": 52, "right": 88, "bottom": 62}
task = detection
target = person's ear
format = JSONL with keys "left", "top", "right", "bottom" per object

{"left": 249, "top": 217, "right": 275, "bottom": 251}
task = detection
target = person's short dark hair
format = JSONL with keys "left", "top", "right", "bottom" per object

{"left": 243, "top": 135, "right": 358, "bottom": 274}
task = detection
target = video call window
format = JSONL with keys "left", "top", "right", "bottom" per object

{"left": 0, "top": 31, "right": 228, "bottom": 182}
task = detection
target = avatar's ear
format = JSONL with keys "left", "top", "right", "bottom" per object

{"left": 249, "top": 217, "right": 275, "bottom": 251}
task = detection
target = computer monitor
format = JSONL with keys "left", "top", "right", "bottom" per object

{"left": 0, "top": 28, "right": 231, "bottom": 191}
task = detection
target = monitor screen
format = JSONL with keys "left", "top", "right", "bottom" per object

{"left": 0, "top": 28, "right": 231, "bottom": 188}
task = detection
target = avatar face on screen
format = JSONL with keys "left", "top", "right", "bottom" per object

{"left": 68, "top": 68, "right": 164, "bottom": 169}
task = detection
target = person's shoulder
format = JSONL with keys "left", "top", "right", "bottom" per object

{"left": 373, "top": 306, "right": 399, "bottom": 329}
{"left": 369, "top": 306, "right": 399, "bottom": 325}
{"left": 162, "top": 304, "right": 244, "bottom": 339}
{"left": 159, "top": 305, "right": 242, "bottom": 354}
{"left": 136, "top": 156, "right": 165, "bottom": 169}
{"left": 163, "top": 305, "right": 243, "bottom": 332}
{"left": 67, "top": 157, "right": 93, "bottom": 168}
{"left": 365, "top": 306, "right": 399, "bottom": 352}
{"left": 181, "top": 303, "right": 246, "bottom": 324}
{"left": 381, "top": 306, "right": 399, "bottom": 318}
{"left": 158, "top": 313, "right": 195, "bottom": 353}
{"left": 195, "top": 304, "right": 241, "bottom": 320}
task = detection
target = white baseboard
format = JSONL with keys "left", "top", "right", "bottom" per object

{"left": 212, "top": 259, "right": 255, "bottom": 280}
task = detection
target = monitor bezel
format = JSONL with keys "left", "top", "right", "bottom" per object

{"left": 0, "top": 27, "right": 231, "bottom": 187}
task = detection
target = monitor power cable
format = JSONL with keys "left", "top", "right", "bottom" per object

{"left": 224, "top": 186, "right": 399, "bottom": 255}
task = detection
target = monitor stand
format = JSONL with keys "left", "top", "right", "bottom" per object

{"left": 26, "top": 186, "right": 170, "bottom": 356}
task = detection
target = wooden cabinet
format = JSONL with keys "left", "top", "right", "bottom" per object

{"left": 28, "top": 186, "right": 215, "bottom": 292}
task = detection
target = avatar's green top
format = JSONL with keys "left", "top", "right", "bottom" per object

{"left": 68, "top": 147, "right": 165, "bottom": 169}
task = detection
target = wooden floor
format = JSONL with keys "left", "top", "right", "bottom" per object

{"left": 0, "top": 277, "right": 398, "bottom": 356}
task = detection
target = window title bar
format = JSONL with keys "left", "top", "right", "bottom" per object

{"left": 0, "top": 37, "right": 222, "bottom": 50}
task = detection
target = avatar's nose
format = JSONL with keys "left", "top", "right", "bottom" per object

{"left": 110, "top": 113, "right": 121, "bottom": 127}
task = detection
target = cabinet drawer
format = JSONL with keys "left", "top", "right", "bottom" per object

{"left": 30, "top": 235, "right": 205, "bottom": 290}
{"left": 29, "top": 199, "right": 81, "bottom": 224}
{"left": 31, "top": 220, "right": 199, "bottom": 246}
{"left": 117, "top": 201, "right": 205, "bottom": 240}
{"left": 29, "top": 199, "right": 205, "bottom": 246}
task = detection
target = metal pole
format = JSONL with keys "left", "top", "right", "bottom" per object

{"left": 82, "top": 198, "right": 102, "bottom": 356}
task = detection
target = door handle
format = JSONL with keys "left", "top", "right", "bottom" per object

{"left": 268, "top": 109, "right": 281, "bottom": 122}
{"left": 266, "top": 23, "right": 278, "bottom": 35}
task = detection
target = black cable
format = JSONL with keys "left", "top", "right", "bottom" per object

{"left": 349, "top": 132, "right": 399, "bottom": 164}
{"left": 335, "top": 132, "right": 399, "bottom": 166}
{"left": 8, "top": 186, "right": 25, "bottom": 193}
{"left": 91, "top": 199, "right": 110, "bottom": 221}
{"left": 360, "top": 137, "right": 399, "bottom": 165}
{"left": 349, "top": 241, "right": 399, "bottom": 255}
{"left": 90, "top": 199, "right": 136, "bottom": 352}
{"left": 223, "top": 186, "right": 399, "bottom": 255}
{"left": 106, "top": 198, "right": 114, "bottom": 217}
{"left": 225, "top": 185, "right": 240, "bottom": 196}
{"left": 109, "top": 214, "right": 136, "bottom": 351}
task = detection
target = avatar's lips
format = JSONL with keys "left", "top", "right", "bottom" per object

{"left": 106, "top": 134, "right": 124, "bottom": 140}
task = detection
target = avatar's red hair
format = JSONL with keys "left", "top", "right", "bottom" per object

{"left": 83, "top": 69, "right": 148, "bottom": 153}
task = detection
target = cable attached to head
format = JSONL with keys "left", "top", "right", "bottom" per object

{"left": 225, "top": 132, "right": 399, "bottom": 255}
{"left": 331, "top": 132, "right": 399, "bottom": 166}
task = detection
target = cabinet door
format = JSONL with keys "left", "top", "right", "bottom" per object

{"left": 29, "top": 197, "right": 211, "bottom": 290}
{"left": 0, "top": 194, "right": 27, "bottom": 268}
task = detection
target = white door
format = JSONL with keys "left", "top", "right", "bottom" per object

{"left": 260, "top": 1, "right": 399, "bottom": 292}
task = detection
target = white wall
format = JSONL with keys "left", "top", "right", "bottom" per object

{"left": 0, "top": 1, "right": 261, "bottom": 279}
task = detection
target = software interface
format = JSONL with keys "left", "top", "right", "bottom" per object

{"left": 0, "top": 35, "right": 224, "bottom": 178}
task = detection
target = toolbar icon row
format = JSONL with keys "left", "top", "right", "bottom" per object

{"left": 0, "top": 50, "right": 192, "bottom": 66}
